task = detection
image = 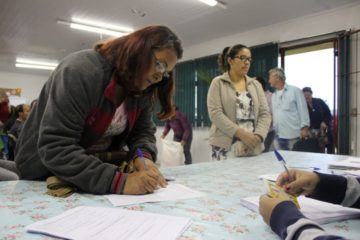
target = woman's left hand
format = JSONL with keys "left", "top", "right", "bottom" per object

{"left": 133, "top": 157, "right": 167, "bottom": 187}
{"left": 259, "top": 192, "right": 292, "bottom": 225}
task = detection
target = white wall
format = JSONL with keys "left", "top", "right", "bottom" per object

{"left": 0, "top": 71, "right": 48, "bottom": 104}
{"left": 182, "top": 4, "right": 360, "bottom": 61}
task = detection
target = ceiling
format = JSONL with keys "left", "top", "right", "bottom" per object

{"left": 1, "top": 0, "right": 359, "bottom": 75}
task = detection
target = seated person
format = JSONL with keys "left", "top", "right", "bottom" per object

{"left": 8, "top": 104, "right": 30, "bottom": 138}
{"left": 259, "top": 169, "right": 360, "bottom": 240}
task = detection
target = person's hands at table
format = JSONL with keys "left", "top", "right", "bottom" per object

{"left": 235, "top": 130, "right": 261, "bottom": 149}
{"left": 123, "top": 170, "right": 161, "bottom": 194}
{"left": 276, "top": 169, "right": 320, "bottom": 196}
{"left": 259, "top": 191, "right": 293, "bottom": 225}
{"left": 133, "top": 157, "right": 167, "bottom": 188}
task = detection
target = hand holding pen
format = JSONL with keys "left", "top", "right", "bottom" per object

{"left": 135, "top": 148, "right": 167, "bottom": 187}
{"left": 276, "top": 169, "right": 320, "bottom": 196}
{"left": 274, "top": 150, "right": 321, "bottom": 196}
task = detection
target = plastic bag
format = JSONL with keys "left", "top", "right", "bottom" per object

{"left": 160, "top": 139, "right": 184, "bottom": 167}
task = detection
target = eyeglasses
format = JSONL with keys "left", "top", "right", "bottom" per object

{"left": 154, "top": 55, "right": 170, "bottom": 78}
{"left": 234, "top": 55, "right": 253, "bottom": 63}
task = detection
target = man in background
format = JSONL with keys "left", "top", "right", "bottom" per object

{"left": 302, "top": 87, "right": 333, "bottom": 153}
{"left": 161, "top": 106, "right": 193, "bottom": 164}
{"left": 269, "top": 68, "right": 310, "bottom": 150}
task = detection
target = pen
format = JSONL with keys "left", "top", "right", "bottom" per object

{"left": 274, "top": 149, "right": 293, "bottom": 182}
{"left": 137, "top": 148, "right": 147, "bottom": 170}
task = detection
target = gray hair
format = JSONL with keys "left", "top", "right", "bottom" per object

{"left": 269, "top": 67, "right": 286, "bottom": 81}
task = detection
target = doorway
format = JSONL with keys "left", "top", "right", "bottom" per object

{"left": 280, "top": 41, "right": 337, "bottom": 153}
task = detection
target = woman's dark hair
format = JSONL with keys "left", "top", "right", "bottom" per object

{"left": 302, "top": 87, "right": 313, "bottom": 94}
{"left": 217, "top": 44, "right": 249, "bottom": 72}
{"left": 95, "top": 25, "right": 183, "bottom": 120}
{"left": 15, "top": 104, "right": 25, "bottom": 116}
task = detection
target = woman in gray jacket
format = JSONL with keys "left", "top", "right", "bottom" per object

{"left": 14, "top": 25, "right": 183, "bottom": 195}
{"left": 207, "top": 45, "right": 271, "bottom": 160}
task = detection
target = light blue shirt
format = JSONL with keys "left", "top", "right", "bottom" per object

{"left": 272, "top": 83, "right": 310, "bottom": 139}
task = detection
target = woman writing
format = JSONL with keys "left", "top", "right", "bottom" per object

{"left": 15, "top": 25, "right": 183, "bottom": 195}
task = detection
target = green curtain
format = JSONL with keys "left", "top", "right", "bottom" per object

{"left": 154, "top": 43, "right": 278, "bottom": 127}
{"left": 248, "top": 43, "right": 279, "bottom": 89}
{"left": 195, "top": 54, "right": 220, "bottom": 127}
{"left": 174, "top": 60, "right": 196, "bottom": 124}
{"left": 153, "top": 60, "right": 195, "bottom": 126}
{"left": 337, "top": 35, "right": 350, "bottom": 154}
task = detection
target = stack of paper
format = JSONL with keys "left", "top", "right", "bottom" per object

{"left": 344, "top": 169, "right": 360, "bottom": 176}
{"left": 106, "top": 183, "right": 205, "bottom": 206}
{"left": 241, "top": 196, "right": 360, "bottom": 224}
{"left": 26, "top": 206, "right": 192, "bottom": 240}
{"left": 328, "top": 157, "right": 360, "bottom": 170}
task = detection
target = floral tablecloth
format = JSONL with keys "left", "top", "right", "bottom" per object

{"left": 1, "top": 151, "right": 359, "bottom": 239}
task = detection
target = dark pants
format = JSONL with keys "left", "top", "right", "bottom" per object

{"left": 263, "top": 129, "right": 276, "bottom": 152}
{"left": 325, "top": 130, "right": 334, "bottom": 154}
{"left": 173, "top": 134, "right": 192, "bottom": 165}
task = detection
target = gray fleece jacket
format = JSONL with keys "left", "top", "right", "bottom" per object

{"left": 15, "top": 49, "right": 157, "bottom": 194}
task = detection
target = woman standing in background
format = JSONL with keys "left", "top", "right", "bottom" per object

{"left": 207, "top": 44, "right": 271, "bottom": 160}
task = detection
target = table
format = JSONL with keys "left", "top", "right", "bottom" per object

{"left": 1, "top": 151, "right": 359, "bottom": 239}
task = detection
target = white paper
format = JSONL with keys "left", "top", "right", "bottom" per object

{"left": 26, "top": 206, "right": 192, "bottom": 240}
{"left": 240, "top": 196, "right": 360, "bottom": 224}
{"left": 258, "top": 174, "right": 279, "bottom": 182}
{"left": 106, "top": 183, "right": 205, "bottom": 206}
{"left": 328, "top": 156, "right": 360, "bottom": 170}
{"left": 344, "top": 169, "right": 360, "bottom": 176}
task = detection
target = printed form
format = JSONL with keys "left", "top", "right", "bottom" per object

{"left": 106, "top": 183, "right": 205, "bottom": 206}
{"left": 26, "top": 206, "right": 192, "bottom": 240}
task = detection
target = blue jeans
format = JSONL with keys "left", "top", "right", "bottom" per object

{"left": 276, "top": 137, "right": 299, "bottom": 150}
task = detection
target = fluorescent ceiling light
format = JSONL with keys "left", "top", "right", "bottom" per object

{"left": 198, "top": 0, "right": 227, "bottom": 8}
{"left": 198, "top": 0, "right": 217, "bottom": 7}
{"left": 69, "top": 23, "right": 127, "bottom": 37}
{"left": 15, "top": 63, "right": 56, "bottom": 70}
{"left": 72, "top": 18, "right": 133, "bottom": 33}
{"left": 16, "top": 58, "right": 58, "bottom": 67}
{"left": 16, "top": 58, "right": 58, "bottom": 70}
{"left": 57, "top": 18, "right": 133, "bottom": 37}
